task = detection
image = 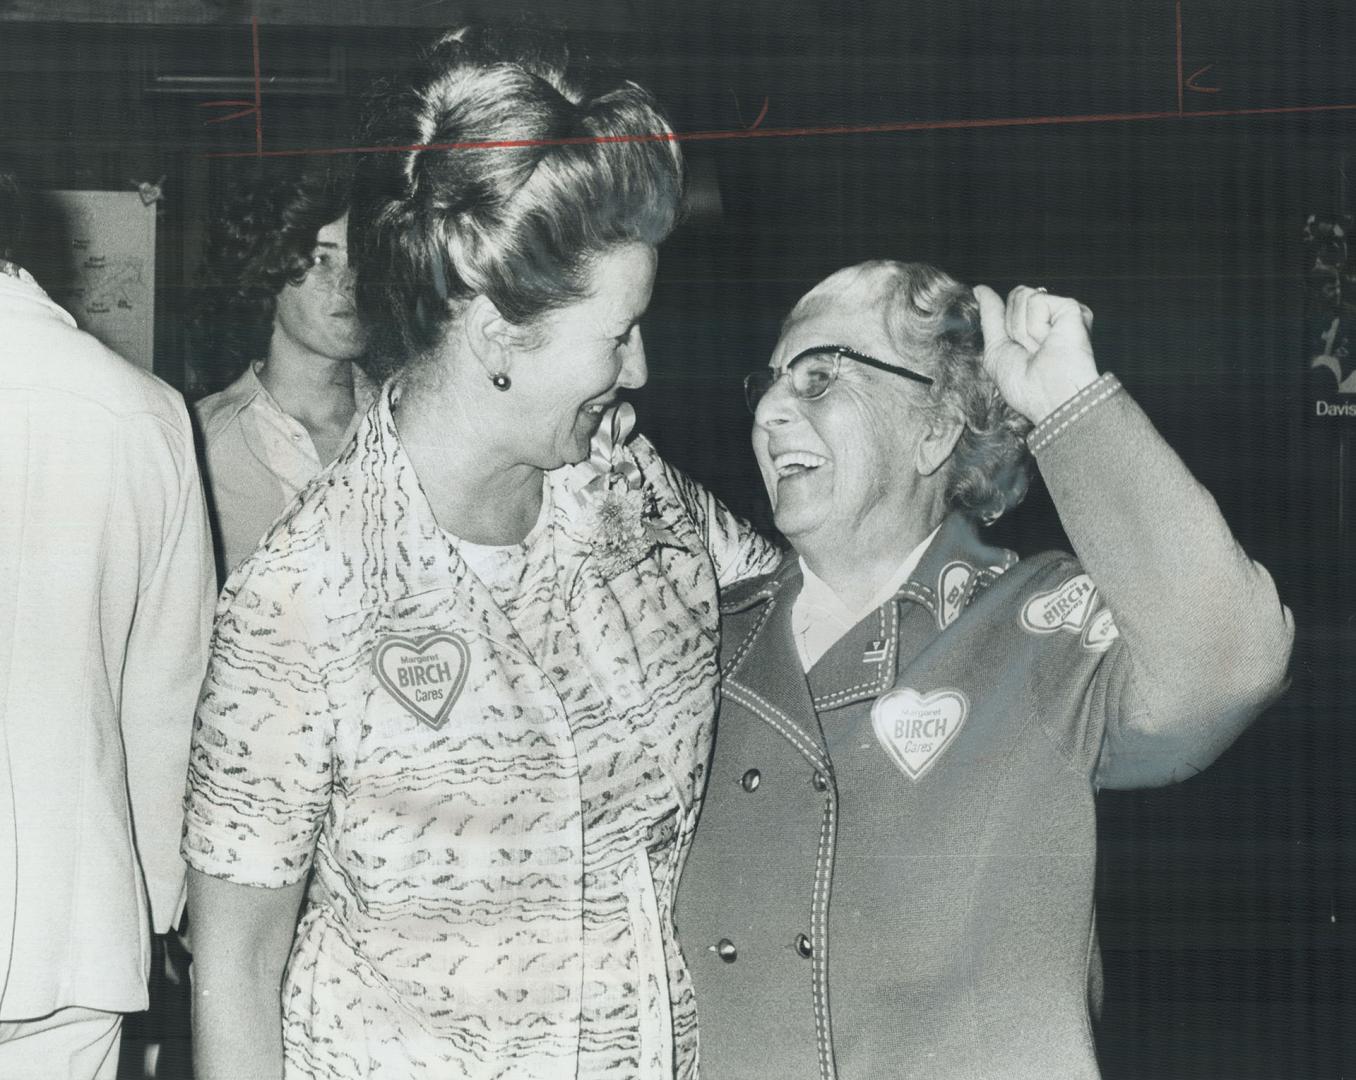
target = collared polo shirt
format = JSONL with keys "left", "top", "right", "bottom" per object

{"left": 194, "top": 363, "right": 364, "bottom": 578}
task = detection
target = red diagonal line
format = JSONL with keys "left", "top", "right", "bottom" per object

{"left": 1186, "top": 64, "right": 1220, "bottom": 93}
{"left": 205, "top": 100, "right": 1356, "bottom": 160}
{"left": 747, "top": 96, "right": 770, "bottom": 131}
{"left": 205, "top": 108, "right": 260, "bottom": 124}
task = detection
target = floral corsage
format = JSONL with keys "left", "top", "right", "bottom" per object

{"left": 581, "top": 403, "right": 676, "bottom": 577}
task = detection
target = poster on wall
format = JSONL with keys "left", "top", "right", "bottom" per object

{"left": 1305, "top": 150, "right": 1356, "bottom": 420}
{"left": 1304, "top": 209, "right": 1356, "bottom": 417}
{"left": 30, "top": 190, "right": 156, "bottom": 372}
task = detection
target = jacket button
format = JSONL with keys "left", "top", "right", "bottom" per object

{"left": 740, "top": 768, "right": 761, "bottom": 792}
{"left": 811, "top": 771, "right": 829, "bottom": 792}
{"left": 714, "top": 938, "right": 738, "bottom": 963}
{"left": 795, "top": 933, "right": 813, "bottom": 959}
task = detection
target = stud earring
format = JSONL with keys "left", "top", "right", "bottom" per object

{"left": 491, "top": 372, "right": 511, "bottom": 391}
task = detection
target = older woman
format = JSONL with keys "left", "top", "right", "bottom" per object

{"left": 675, "top": 261, "right": 1294, "bottom": 1079}
{"left": 183, "top": 27, "right": 776, "bottom": 1080}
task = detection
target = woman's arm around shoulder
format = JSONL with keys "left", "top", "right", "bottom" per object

{"left": 632, "top": 434, "right": 783, "bottom": 588}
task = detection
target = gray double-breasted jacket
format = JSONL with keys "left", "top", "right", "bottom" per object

{"left": 674, "top": 375, "right": 1294, "bottom": 1080}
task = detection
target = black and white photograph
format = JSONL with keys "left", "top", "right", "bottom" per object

{"left": 0, "top": 2, "right": 1347, "bottom": 1078}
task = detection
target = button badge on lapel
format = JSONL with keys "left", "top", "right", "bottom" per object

{"left": 1082, "top": 606, "right": 1119, "bottom": 651}
{"left": 937, "top": 561, "right": 974, "bottom": 630}
{"left": 373, "top": 632, "right": 471, "bottom": 730}
{"left": 871, "top": 687, "right": 970, "bottom": 780}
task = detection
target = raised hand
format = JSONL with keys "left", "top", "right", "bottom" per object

{"left": 974, "top": 284, "right": 1098, "bottom": 425}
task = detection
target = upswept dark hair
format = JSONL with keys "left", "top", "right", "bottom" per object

{"left": 792, "top": 261, "right": 1034, "bottom": 524}
{"left": 350, "top": 24, "right": 684, "bottom": 383}
{"left": 193, "top": 160, "right": 352, "bottom": 381}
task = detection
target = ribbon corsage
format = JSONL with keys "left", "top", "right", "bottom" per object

{"left": 580, "top": 402, "right": 674, "bottom": 577}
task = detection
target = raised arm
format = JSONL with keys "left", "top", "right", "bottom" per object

{"left": 976, "top": 285, "right": 1294, "bottom": 788}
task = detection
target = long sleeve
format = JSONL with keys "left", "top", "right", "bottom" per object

{"left": 0, "top": 271, "right": 214, "bottom": 1013}
{"left": 117, "top": 402, "right": 216, "bottom": 933}
{"left": 1030, "top": 374, "right": 1295, "bottom": 788}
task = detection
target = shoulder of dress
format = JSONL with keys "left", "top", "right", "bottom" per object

{"left": 628, "top": 431, "right": 661, "bottom": 462}
{"left": 243, "top": 468, "right": 352, "bottom": 575}
{"left": 627, "top": 434, "right": 678, "bottom": 492}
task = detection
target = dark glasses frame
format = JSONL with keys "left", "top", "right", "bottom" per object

{"left": 743, "top": 344, "right": 935, "bottom": 414}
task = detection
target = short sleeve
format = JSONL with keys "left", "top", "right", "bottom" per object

{"left": 182, "top": 554, "right": 335, "bottom": 888}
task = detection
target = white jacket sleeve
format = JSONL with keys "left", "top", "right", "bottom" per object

{"left": 116, "top": 400, "right": 216, "bottom": 933}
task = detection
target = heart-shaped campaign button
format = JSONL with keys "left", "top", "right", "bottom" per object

{"left": 1082, "top": 607, "right": 1119, "bottom": 652}
{"left": 1020, "top": 574, "right": 1096, "bottom": 635}
{"left": 937, "top": 561, "right": 974, "bottom": 630}
{"left": 373, "top": 633, "right": 471, "bottom": 730}
{"left": 871, "top": 687, "right": 969, "bottom": 781}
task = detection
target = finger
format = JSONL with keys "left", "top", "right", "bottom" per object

{"left": 1007, "top": 285, "right": 1042, "bottom": 354}
{"left": 1002, "top": 286, "right": 1023, "bottom": 345}
{"left": 1025, "top": 290, "right": 1059, "bottom": 351}
{"left": 1078, "top": 302, "right": 1094, "bottom": 333}
{"left": 973, "top": 284, "right": 1009, "bottom": 355}
{"left": 1044, "top": 294, "right": 1090, "bottom": 330}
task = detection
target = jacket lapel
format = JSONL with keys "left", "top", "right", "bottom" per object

{"left": 722, "top": 560, "right": 832, "bottom": 770}
{"left": 806, "top": 516, "right": 1018, "bottom": 712}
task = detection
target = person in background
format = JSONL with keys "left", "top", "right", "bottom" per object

{"left": 675, "top": 261, "right": 1295, "bottom": 1080}
{"left": 0, "top": 169, "right": 215, "bottom": 1079}
{"left": 193, "top": 160, "right": 370, "bottom": 580}
{"left": 183, "top": 26, "right": 778, "bottom": 1080}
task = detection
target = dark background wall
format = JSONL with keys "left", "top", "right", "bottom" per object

{"left": 1, "top": 2, "right": 1352, "bottom": 1075}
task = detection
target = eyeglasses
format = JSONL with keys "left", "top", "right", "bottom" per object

{"left": 743, "top": 344, "right": 934, "bottom": 414}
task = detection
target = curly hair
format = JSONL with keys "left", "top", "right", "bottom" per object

{"left": 193, "top": 160, "right": 353, "bottom": 383}
{"left": 790, "top": 261, "right": 1034, "bottom": 524}
{"left": 350, "top": 24, "right": 684, "bottom": 383}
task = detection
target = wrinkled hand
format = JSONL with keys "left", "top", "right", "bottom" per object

{"left": 974, "top": 284, "right": 1099, "bottom": 425}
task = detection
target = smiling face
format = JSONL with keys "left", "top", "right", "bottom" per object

{"left": 271, "top": 213, "right": 368, "bottom": 363}
{"left": 753, "top": 294, "right": 945, "bottom": 564}
{"left": 506, "top": 242, "right": 656, "bottom": 468}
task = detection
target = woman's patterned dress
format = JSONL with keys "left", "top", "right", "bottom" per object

{"left": 183, "top": 386, "right": 778, "bottom": 1078}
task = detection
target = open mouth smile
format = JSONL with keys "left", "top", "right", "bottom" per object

{"left": 773, "top": 450, "right": 829, "bottom": 478}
